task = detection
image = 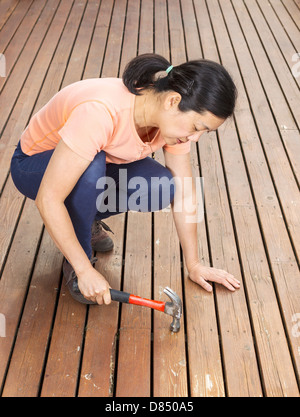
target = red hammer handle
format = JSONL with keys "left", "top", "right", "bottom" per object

{"left": 129, "top": 294, "right": 165, "bottom": 312}
{"left": 110, "top": 289, "right": 165, "bottom": 312}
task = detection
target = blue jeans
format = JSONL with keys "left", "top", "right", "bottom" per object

{"left": 10, "top": 142, "right": 175, "bottom": 259}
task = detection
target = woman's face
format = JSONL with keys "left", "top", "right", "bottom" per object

{"left": 157, "top": 92, "right": 225, "bottom": 146}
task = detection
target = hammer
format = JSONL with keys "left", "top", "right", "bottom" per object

{"left": 109, "top": 287, "right": 182, "bottom": 332}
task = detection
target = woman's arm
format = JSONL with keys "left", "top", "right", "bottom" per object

{"left": 35, "top": 139, "right": 111, "bottom": 304}
{"left": 164, "top": 150, "right": 240, "bottom": 292}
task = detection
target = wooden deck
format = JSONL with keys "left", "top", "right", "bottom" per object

{"left": 0, "top": 0, "right": 299, "bottom": 398}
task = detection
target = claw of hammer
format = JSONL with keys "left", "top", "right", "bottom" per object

{"left": 110, "top": 286, "right": 182, "bottom": 333}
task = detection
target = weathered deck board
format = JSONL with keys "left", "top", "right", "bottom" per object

{"left": 0, "top": 0, "right": 299, "bottom": 397}
{"left": 0, "top": 0, "right": 19, "bottom": 31}
{"left": 153, "top": 1, "right": 190, "bottom": 397}
{"left": 215, "top": 0, "right": 300, "bottom": 387}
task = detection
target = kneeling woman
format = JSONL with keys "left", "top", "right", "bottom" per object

{"left": 11, "top": 53, "right": 240, "bottom": 305}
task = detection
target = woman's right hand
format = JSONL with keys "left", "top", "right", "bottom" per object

{"left": 77, "top": 267, "right": 112, "bottom": 305}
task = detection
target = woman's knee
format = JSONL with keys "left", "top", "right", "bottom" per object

{"left": 149, "top": 166, "right": 175, "bottom": 211}
{"left": 124, "top": 159, "right": 175, "bottom": 212}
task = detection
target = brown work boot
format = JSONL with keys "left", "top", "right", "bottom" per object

{"left": 91, "top": 220, "right": 114, "bottom": 252}
{"left": 63, "top": 257, "right": 98, "bottom": 304}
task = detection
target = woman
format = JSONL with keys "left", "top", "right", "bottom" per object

{"left": 10, "top": 53, "right": 240, "bottom": 306}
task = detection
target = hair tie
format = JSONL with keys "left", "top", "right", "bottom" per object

{"left": 166, "top": 65, "right": 173, "bottom": 74}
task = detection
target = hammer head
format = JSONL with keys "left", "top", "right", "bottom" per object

{"left": 163, "top": 287, "right": 182, "bottom": 333}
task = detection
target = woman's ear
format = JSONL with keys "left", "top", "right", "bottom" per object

{"left": 164, "top": 92, "right": 182, "bottom": 110}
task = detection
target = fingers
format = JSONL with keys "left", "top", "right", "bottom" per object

{"left": 93, "top": 288, "right": 111, "bottom": 305}
{"left": 199, "top": 276, "right": 238, "bottom": 292}
{"left": 78, "top": 278, "right": 112, "bottom": 305}
{"left": 102, "top": 289, "right": 112, "bottom": 305}
{"left": 190, "top": 263, "right": 241, "bottom": 293}
{"left": 214, "top": 269, "right": 240, "bottom": 292}
{"left": 220, "top": 279, "right": 237, "bottom": 292}
{"left": 199, "top": 277, "right": 213, "bottom": 292}
{"left": 227, "top": 274, "right": 240, "bottom": 290}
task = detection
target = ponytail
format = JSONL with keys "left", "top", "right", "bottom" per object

{"left": 122, "top": 53, "right": 237, "bottom": 119}
{"left": 122, "top": 53, "right": 170, "bottom": 94}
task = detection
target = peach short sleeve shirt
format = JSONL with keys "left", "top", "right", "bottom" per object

{"left": 20, "top": 78, "right": 191, "bottom": 163}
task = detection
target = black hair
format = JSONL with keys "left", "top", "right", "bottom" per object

{"left": 122, "top": 53, "right": 237, "bottom": 119}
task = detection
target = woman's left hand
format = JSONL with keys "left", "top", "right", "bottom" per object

{"left": 188, "top": 262, "right": 241, "bottom": 292}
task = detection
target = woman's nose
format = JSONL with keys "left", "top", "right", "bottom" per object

{"left": 187, "top": 131, "right": 205, "bottom": 142}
